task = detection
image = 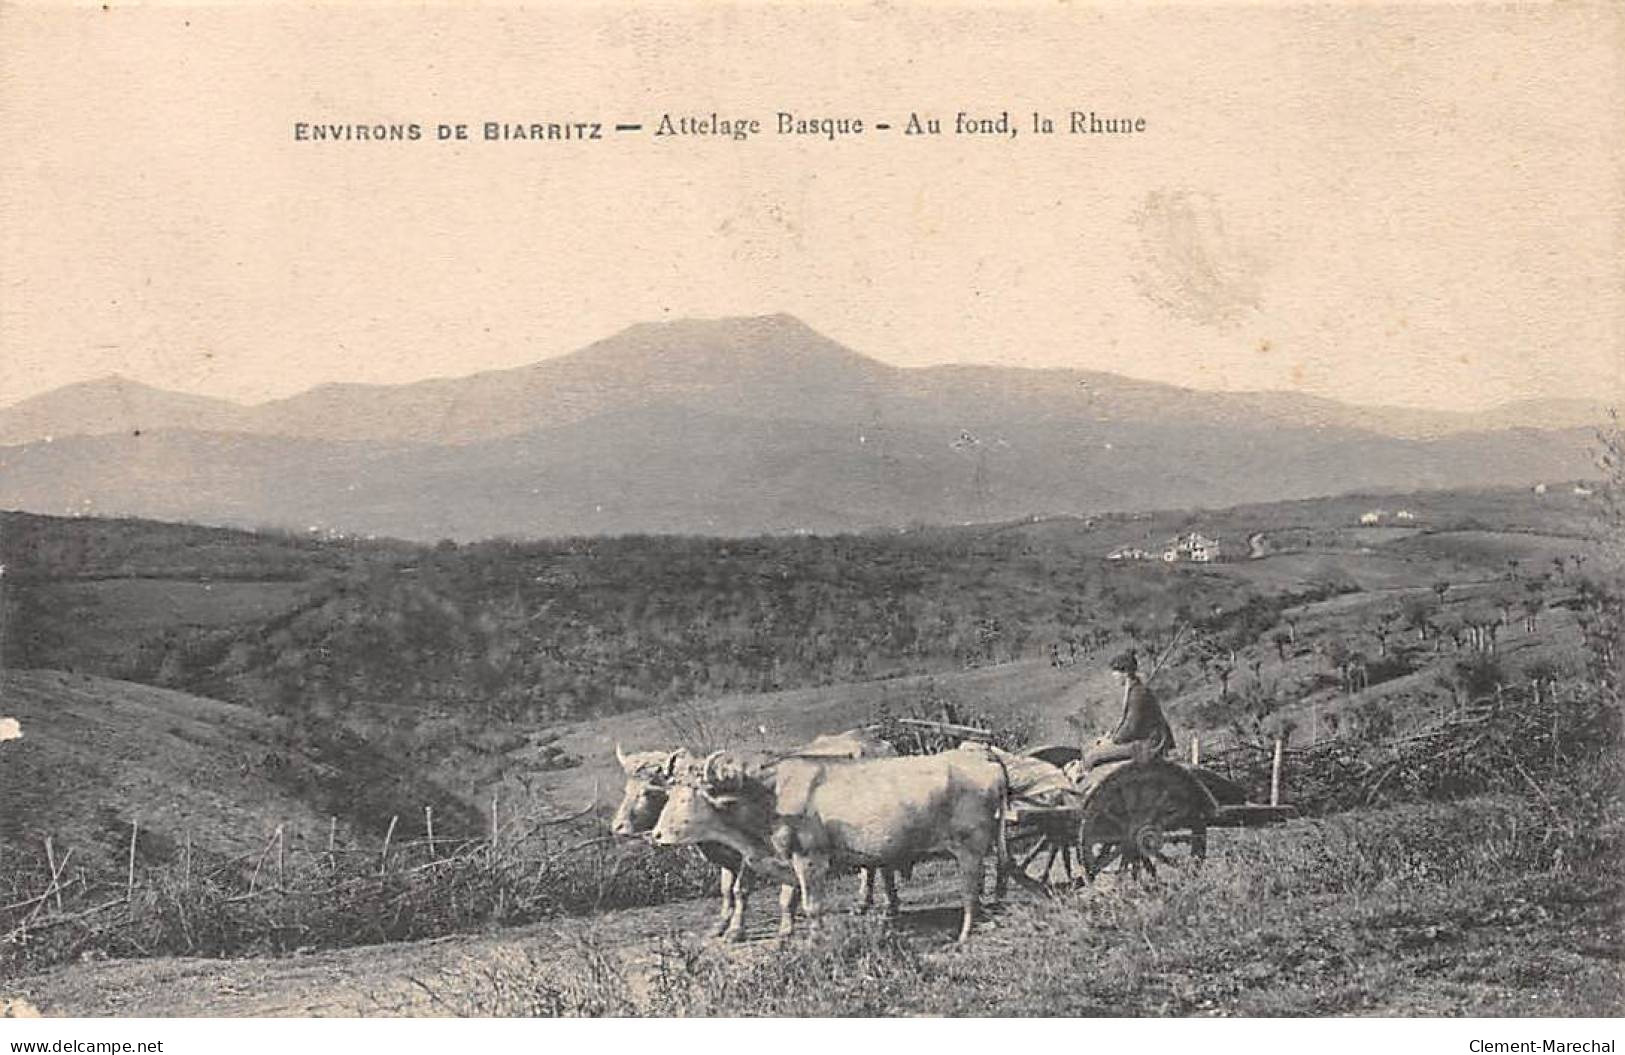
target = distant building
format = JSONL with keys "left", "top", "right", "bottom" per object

{"left": 1359, "top": 511, "right": 1381, "bottom": 525}
{"left": 1395, "top": 510, "right": 1415, "bottom": 522}
{"left": 1161, "top": 532, "right": 1221, "bottom": 563}
{"left": 1533, "top": 483, "right": 1548, "bottom": 495}
{"left": 1573, "top": 485, "right": 1594, "bottom": 496}
{"left": 1108, "top": 546, "right": 1153, "bottom": 561}
{"left": 1247, "top": 532, "right": 1269, "bottom": 559}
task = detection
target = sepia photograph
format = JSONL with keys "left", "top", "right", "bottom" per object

{"left": 0, "top": 0, "right": 1620, "bottom": 1032}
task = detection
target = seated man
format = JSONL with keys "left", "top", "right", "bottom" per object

{"left": 1082, "top": 649, "right": 1175, "bottom": 770}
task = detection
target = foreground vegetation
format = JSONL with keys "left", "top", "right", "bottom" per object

{"left": 409, "top": 795, "right": 1621, "bottom": 1016}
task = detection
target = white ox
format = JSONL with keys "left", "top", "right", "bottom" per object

{"left": 611, "top": 729, "right": 899, "bottom": 942}
{"left": 652, "top": 743, "right": 1009, "bottom": 943}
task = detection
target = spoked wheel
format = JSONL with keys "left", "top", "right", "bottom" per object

{"left": 1077, "top": 761, "right": 1214, "bottom": 881}
{"left": 1006, "top": 815, "right": 1079, "bottom": 893}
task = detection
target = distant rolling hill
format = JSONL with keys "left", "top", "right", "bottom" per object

{"left": 0, "top": 415, "right": 1596, "bottom": 541}
{"left": 0, "top": 315, "right": 1608, "bottom": 540}
{"left": 0, "top": 670, "right": 338, "bottom": 868}
{"left": 0, "top": 670, "right": 479, "bottom": 873}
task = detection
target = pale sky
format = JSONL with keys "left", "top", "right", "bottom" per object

{"left": 1, "top": 2, "right": 1620, "bottom": 411}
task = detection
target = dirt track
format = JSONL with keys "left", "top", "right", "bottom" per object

{"left": 7, "top": 897, "right": 708, "bottom": 1016}
{"left": 6, "top": 869, "right": 995, "bottom": 1017}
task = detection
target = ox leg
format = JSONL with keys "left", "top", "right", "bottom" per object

{"left": 776, "top": 883, "right": 798, "bottom": 938}
{"left": 793, "top": 854, "right": 828, "bottom": 930}
{"left": 711, "top": 867, "right": 735, "bottom": 938}
{"left": 722, "top": 870, "right": 748, "bottom": 944}
{"left": 882, "top": 868, "right": 900, "bottom": 916}
{"left": 857, "top": 867, "right": 875, "bottom": 914}
{"left": 954, "top": 849, "right": 982, "bottom": 944}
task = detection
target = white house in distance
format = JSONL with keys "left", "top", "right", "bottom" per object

{"left": 1162, "top": 532, "right": 1221, "bottom": 563}
{"left": 1395, "top": 510, "right": 1416, "bottom": 522}
{"left": 1534, "top": 483, "right": 1548, "bottom": 495}
{"left": 1359, "top": 510, "right": 1382, "bottom": 525}
{"left": 1107, "top": 546, "right": 1153, "bottom": 561}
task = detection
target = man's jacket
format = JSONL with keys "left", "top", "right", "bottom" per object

{"left": 1110, "top": 680, "right": 1175, "bottom": 756}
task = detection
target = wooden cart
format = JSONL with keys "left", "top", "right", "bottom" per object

{"left": 1003, "top": 750, "right": 1297, "bottom": 890}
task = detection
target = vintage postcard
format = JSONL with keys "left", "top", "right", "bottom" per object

{"left": 0, "top": 0, "right": 1621, "bottom": 1034}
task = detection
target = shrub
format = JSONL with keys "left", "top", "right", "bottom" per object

{"left": 0, "top": 822, "right": 715, "bottom": 981}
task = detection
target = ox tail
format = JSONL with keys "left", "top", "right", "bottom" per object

{"left": 989, "top": 749, "right": 1012, "bottom": 899}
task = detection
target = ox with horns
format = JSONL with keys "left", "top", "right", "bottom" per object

{"left": 611, "top": 730, "right": 900, "bottom": 942}
{"left": 652, "top": 742, "right": 1010, "bottom": 944}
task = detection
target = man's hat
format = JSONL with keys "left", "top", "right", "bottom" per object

{"left": 1109, "top": 649, "right": 1139, "bottom": 674}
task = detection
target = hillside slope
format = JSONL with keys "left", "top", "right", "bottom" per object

{"left": 0, "top": 671, "right": 338, "bottom": 868}
{"left": 0, "top": 670, "right": 477, "bottom": 875}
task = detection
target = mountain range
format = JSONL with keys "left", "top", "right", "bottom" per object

{"left": 0, "top": 314, "right": 1608, "bottom": 539}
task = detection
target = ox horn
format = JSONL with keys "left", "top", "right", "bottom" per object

{"left": 701, "top": 749, "right": 726, "bottom": 786}
{"left": 663, "top": 750, "right": 685, "bottom": 778}
{"left": 615, "top": 742, "right": 629, "bottom": 769}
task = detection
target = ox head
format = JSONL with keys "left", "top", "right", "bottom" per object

{"left": 609, "top": 744, "right": 693, "bottom": 838}
{"left": 648, "top": 782, "right": 725, "bottom": 847}
{"left": 650, "top": 772, "right": 796, "bottom": 885}
{"left": 648, "top": 751, "right": 758, "bottom": 846}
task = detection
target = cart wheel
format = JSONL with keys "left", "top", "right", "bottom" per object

{"left": 1008, "top": 815, "right": 1078, "bottom": 893}
{"left": 1077, "top": 761, "right": 1213, "bottom": 881}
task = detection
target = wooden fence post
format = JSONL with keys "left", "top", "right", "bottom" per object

{"left": 380, "top": 815, "right": 398, "bottom": 876}
{"left": 490, "top": 792, "right": 499, "bottom": 857}
{"left": 425, "top": 805, "right": 435, "bottom": 857}
{"left": 44, "top": 837, "right": 63, "bottom": 912}
{"left": 276, "top": 825, "right": 286, "bottom": 890}
{"left": 327, "top": 816, "right": 338, "bottom": 870}
{"left": 1270, "top": 736, "right": 1285, "bottom": 807}
{"left": 127, "top": 819, "right": 139, "bottom": 903}
{"left": 183, "top": 830, "right": 193, "bottom": 891}
{"left": 1189, "top": 736, "right": 1201, "bottom": 766}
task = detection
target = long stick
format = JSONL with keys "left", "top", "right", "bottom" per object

{"left": 127, "top": 819, "right": 139, "bottom": 903}
{"left": 1145, "top": 622, "right": 1190, "bottom": 684}
{"left": 425, "top": 805, "right": 435, "bottom": 857}
{"left": 895, "top": 717, "right": 993, "bottom": 740}
{"left": 380, "top": 815, "right": 398, "bottom": 876}
{"left": 276, "top": 825, "right": 286, "bottom": 890}
{"left": 0, "top": 850, "right": 75, "bottom": 915}
{"left": 248, "top": 831, "right": 275, "bottom": 894}
{"left": 1270, "top": 736, "right": 1285, "bottom": 807}
{"left": 327, "top": 816, "right": 338, "bottom": 870}
{"left": 45, "top": 837, "right": 63, "bottom": 912}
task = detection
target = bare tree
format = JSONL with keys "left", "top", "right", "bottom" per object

{"left": 1402, "top": 595, "right": 1434, "bottom": 642}
{"left": 1372, "top": 607, "right": 1400, "bottom": 658}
